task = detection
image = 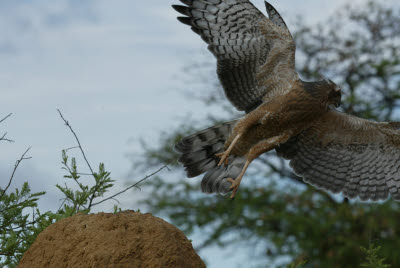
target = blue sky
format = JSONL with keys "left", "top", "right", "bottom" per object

{"left": 1, "top": 0, "right": 394, "bottom": 266}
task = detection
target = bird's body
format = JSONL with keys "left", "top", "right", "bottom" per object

{"left": 172, "top": 0, "right": 400, "bottom": 201}
{"left": 226, "top": 80, "right": 331, "bottom": 157}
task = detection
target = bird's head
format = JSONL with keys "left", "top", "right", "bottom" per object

{"left": 325, "top": 79, "right": 341, "bottom": 108}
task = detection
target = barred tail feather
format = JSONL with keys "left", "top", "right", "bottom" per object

{"left": 175, "top": 119, "right": 246, "bottom": 194}
{"left": 201, "top": 156, "right": 246, "bottom": 194}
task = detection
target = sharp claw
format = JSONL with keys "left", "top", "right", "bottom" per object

{"left": 225, "top": 158, "right": 250, "bottom": 200}
{"left": 221, "top": 157, "right": 229, "bottom": 166}
{"left": 229, "top": 188, "right": 238, "bottom": 199}
{"left": 215, "top": 152, "right": 229, "bottom": 166}
{"left": 227, "top": 178, "right": 239, "bottom": 199}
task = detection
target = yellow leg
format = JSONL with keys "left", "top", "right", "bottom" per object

{"left": 216, "top": 134, "right": 242, "bottom": 166}
{"left": 227, "top": 133, "right": 291, "bottom": 199}
{"left": 247, "top": 133, "right": 291, "bottom": 161}
{"left": 216, "top": 108, "right": 270, "bottom": 166}
{"left": 227, "top": 159, "right": 251, "bottom": 199}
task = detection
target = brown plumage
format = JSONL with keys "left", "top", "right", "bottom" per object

{"left": 173, "top": 0, "right": 400, "bottom": 201}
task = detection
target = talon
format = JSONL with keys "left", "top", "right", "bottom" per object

{"left": 215, "top": 134, "right": 242, "bottom": 167}
{"left": 227, "top": 178, "right": 240, "bottom": 199}
{"left": 215, "top": 152, "right": 229, "bottom": 166}
{"left": 225, "top": 159, "right": 251, "bottom": 199}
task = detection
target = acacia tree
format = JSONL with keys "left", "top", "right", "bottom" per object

{"left": 136, "top": 1, "right": 400, "bottom": 267}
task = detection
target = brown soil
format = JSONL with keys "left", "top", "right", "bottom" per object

{"left": 18, "top": 211, "right": 205, "bottom": 268}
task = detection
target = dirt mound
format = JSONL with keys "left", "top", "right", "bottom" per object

{"left": 18, "top": 211, "right": 205, "bottom": 268}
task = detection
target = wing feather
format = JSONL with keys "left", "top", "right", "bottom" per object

{"left": 277, "top": 110, "right": 400, "bottom": 201}
{"left": 173, "top": 0, "right": 298, "bottom": 112}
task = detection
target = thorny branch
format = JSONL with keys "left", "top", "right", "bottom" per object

{"left": 91, "top": 165, "right": 170, "bottom": 207}
{"left": 0, "top": 147, "right": 32, "bottom": 201}
{"left": 57, "top": 109, "right": 99, "bottom": 209}
{"left": 57, "top": 109, "right": 94, "bottom": 174}
{"left": 0, "top": 113, "right": 14, "bottom": 143}
{"left": 57, "top": 109, "right": 169, "bottom": 210}
{"left": 0, "top": 113, "right": 12, "bottom": 124}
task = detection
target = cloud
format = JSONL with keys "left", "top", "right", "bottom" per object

{"left": 43, "top": 0, "right": 98, "bottom": 28}
{"left": 0, "top": 0, "right": 98, "bottom": 55}
{"left": 0, "top": 42, "right": 18, "bottom": 54}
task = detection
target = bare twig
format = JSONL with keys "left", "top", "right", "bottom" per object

{"left": 76, "top": 173, "right": 93, "bottom": 176}
{"left": 87, "top": 186, "right": 98, "bottom": 209}
{"left": 0, "top": 113, "right": 14, "bottom": 143}
{"left": 91, "top": 165, "right": 169, "bottom": 207}
{"left": 0, "top": 113, "right": 12, "bottom": 124}
{"left": 57, "top": 109, "right": 94, "bottom": 175}
{"left": 56, "top": 198, "right": 67, "bottom": 213}
{"left": 65, "top": 146, "right": 80, "bottom": 151}
{"left": 0, "top": 147, "right": 32, "bottom": 201}
{"left": 57, "top": 109, "right": 168, "bottom": 210}
{"left": 57, "top": 109, "right": 99, "bottom": 209}
{"left": 0, "top": 132, "right": 14, "bottom": 143}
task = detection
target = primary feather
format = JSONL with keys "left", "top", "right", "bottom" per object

{"left": 172, "top": 0, "right": 297, "bottom": 112}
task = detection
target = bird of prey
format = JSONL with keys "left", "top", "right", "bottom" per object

{"left": 172, "top": 0, "right": 400, "bottom": 201}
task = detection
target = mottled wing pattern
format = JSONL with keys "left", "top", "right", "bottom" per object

{"left": 265, "top": 2, "right": 288, "bottom": 28}
{"left": 172, "top": 0, "right": 298, "bottom": 112}
{"left": 277, "top": 110, "right": 400, "bottom": 201}
{"left": 256, "top": 7, "right": 297, "bottom": 102}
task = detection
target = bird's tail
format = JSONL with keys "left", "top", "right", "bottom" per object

{"left": 175, "top": 119, "right": 247, "bottom": 194}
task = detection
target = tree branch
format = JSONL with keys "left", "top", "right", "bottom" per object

{"left": 0, "top": 113, "right": 14, "bottom": 143}
{"left": 91, "top": 165, "right": 170, "bottom": 207}
{"left": 0, "top": 113, "right": 12, "bottom": 124}
{"left": 0, "top": 198, "right": 35, "bottom": 214}
{"left": 0, "top": 147, "right": 32, "bottom": 201}
{"left": 57, "top": 109, "right": 94, "bottom": 175}
{"left": 0, "top": 132, "right": 14, "bottom": 143}
{"left": 57, "top": 109, "right": 100, "bottom": 209}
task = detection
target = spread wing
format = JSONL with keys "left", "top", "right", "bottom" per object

{"left": 276, "top": 110, "right": 400, "bottom": 201}
{"left": 172, "top": 0, "right": 298, "bottom": 113}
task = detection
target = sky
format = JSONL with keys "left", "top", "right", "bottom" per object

{"left": 0, "top": 0, "right": 394, "bottom": 266}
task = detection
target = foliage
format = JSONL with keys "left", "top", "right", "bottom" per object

{"left": 136, "top": 1, "right": 400, "bottom": 267}
{"left": 286, "top": 259, "right": 307, "bottom": 268}
{"left": 57, "top": 149, "right": 115, "bottom": 215}
{"left": 0, "top": 148, "right": 116, "bottom": 267}
{"left": 0, "top": 111, "right": 164, "bottom": 267}
{"left": 0, "top": 182, "right": 46, "bottom": 267}
{"left": 361, "top": 243, "right": 390, "bottom": 268}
